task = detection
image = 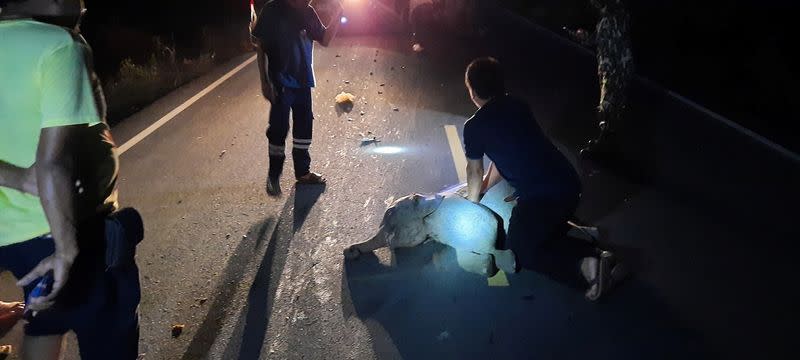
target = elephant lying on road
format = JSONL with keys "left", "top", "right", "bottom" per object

{"left": 343, "top": 181, "right": 520, "bottom": 277}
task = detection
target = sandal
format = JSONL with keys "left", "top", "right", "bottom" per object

{"left": 296, "top": 172, "right": 326, "bottom": 185}
{"left": 585, "top": 251, "right": 628, "bottom": 301}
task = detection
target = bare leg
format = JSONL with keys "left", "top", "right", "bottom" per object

{"left": 344, "top": 227, "right": 389, "bottom": 260}
{"left": 23, "top": 335, "right": 64, "bottom": 360}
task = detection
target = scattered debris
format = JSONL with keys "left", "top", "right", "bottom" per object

{"left": 359, "top": 132, "right": 380, "bottom": 145}
{"left": 171, "top": 324, "right": 185, "bottom": 338}
{"left": 393, "top": 107, "right": 399, "bottom": 111}
{"left": 219, "top": 150, "right": 227, "bottom": 158}
{"left": 0, "top": 345, "right": 12, "bottom": 357}
{"left": 437, "top": 331, "right": 450, "bottom": 341}
{"left": 225, "top": 233, "right": 231, "bottom": 239}
{"left": 198, "top": 298, "right": 208, "bottom": 305}
{"left": 360, "top": 111, "right": 365, "bottom": 116}
{"left": 380, "top": 83, "right": 385, "bottom": 87}
{"left": 242, "top": 234, "right": 248, "bottom": 239}
{"left": 335, "top": 54, "right": 341, "bottom": 57}
{"left": 369, "top": 72, "right": 373, "bottom": 76}
{"left": 378, "top": 91, "right": 383, "bottom": 95}
{"left": 334, "top": 92, "right": 356, "bottom": 115}
{"left": 401, "top": 66, "right": 406, "bottom": 70}
{"left": 343, "top": 80, "right": 350, "bottom": 84}
{"left": 412, "top": 43, "right": 424, "bottom": 53}
{"left": 347, "top": 117, "right": 354, "bottom": 121}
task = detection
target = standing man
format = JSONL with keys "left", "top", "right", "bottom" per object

{"left": 0, "top": 0, "right": 140, "bottom": 358}
{"left": 252, "top": 0, "right": 344, "bottom": 196}
{"left": 463, "top": 57, "right": 625, "bottom": 300}
{"left": 579, "top": 0, "right": 634, "bottom": 158}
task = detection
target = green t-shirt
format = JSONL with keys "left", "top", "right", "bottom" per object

{"left": 0, "top": 20, "right": 101, "bottom": 247}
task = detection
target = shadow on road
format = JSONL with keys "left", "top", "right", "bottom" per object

{"left": 220, "top": 185, "right": 325, "bottom": 359}
{"left": 342, "top": 242, "right": 709, "bottom": 360}
{"left": 180, "top": 217, "right": 276, "bottom": 360}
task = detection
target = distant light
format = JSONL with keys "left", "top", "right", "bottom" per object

{"left": 340, "top": 16, "right": 348, "bottom": 24}
{"left": 371, "top": 146, "right": 404, "bottom": 154}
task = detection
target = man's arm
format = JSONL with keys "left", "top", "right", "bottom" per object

{"left": 255, "top": 40, "right": 276, "bottom": 103}
{"left": 309, "top": 2, "right": 343, "bottom": 47}
{"left": 0, "top": 161, "right": 37, "bottom": 195}
{"left": 17, "top": 125, "right": 82, "bottom": 311}
{"left": 466, "top": 158, "right": 484, "bottom": 203}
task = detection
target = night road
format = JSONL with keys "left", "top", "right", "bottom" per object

{"left": 1, "top": 1, "right": 797, "bottom": 360}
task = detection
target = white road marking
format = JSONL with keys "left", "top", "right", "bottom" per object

{"left": 118, "top": 55, "right": 258, "bottom": 155}
{"left": 444, "top": 125, "right": 468, "bottom": 182}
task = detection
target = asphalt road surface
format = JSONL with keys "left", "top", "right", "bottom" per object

{"left": 2, "top": 2, "right": 795, "bottom": 360}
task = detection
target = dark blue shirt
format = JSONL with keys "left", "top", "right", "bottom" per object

{"left": 464, "top": 95, "right": 581, "bottom": 200}
{"left": 253, "top": 0, "right": 325, "bottom": 88}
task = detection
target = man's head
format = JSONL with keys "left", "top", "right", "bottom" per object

{"left": 0, "top": 0, "right": 82, "bottom": 18}
{"left": 465, "top": 57, "right": 505, "bottom": 108}
{"left": 285, "top": 0, "right": 311, "bottom": 9}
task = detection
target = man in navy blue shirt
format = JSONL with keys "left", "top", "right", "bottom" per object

{"left": 463, "top": 57, "right": 624, "bottom": 300}
{"left": 252, "top": 0, "right": 343, "bottom": 196}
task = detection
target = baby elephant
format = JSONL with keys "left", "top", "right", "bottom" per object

{"left": 344, "top": 193, "right": 516, "bottom": 277}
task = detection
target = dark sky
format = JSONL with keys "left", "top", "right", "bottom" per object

{"left": 75, "top": 0, "right": 798, "bottom": 150}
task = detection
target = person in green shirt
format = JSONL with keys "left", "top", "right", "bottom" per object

{"left": 1, "top": 1, "right": 138, "bottom": 359}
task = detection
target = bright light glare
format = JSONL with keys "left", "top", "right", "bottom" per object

{"left": 340, "top": 16, "right": 348, "bottom": 24}
{"left": 371, "top": 146, "right": 404, "bottom": 154}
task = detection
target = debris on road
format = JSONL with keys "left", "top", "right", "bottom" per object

{"left": 171, "top": 324, "right": 185, "bottom": 338}
{"left": 412, "top": 43, "right": 424, "bottom": 53}
{"left": 0, "top": 345, "right": 12, "bottom": 357}
{"left": 360, "top": 111, "right": 365, "bottom": 116}
{"left": 359, "top": 132, "right": 380, "bottom": 146}
{"left": 393, "top": 107, "right": 399, "bottom": 112}
{"left": 335, "top": 92, "right": 356, "bottom": 115}
{"left": 344, "top": 80, "right": 350, "bottom": 84}
{"left": 219, "top": 150, "right": 226, "bottom": 158}
{"left": 347, "top": 117, "right": 354, "bottom": 121}
{"left": 225, "top": 233, "right": 231, "bottom": 239}
{"left": 378, "top": 91, "right": 383, "bottom": 95}
{"left": 380, "top": 83, "right": 385, "bottom": 87}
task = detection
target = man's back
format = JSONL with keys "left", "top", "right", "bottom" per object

{"left": 0, "top": 19, "right": 102, "bottom": 246}
{"left": 464, "top": 95, "right": 581, "bottom": 200}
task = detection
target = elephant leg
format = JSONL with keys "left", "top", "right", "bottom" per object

{"left": 454, "top": 250, "right": 498, "bottom": 277}
{"left": 344, "top": 226, "right": 390, "bottom": 260}
{"left": 492, "top": 249, "right": 518, "bottom": 274}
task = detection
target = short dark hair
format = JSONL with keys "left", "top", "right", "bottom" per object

{"left": 465, "top": 57, "right": 505, "bottom": 100}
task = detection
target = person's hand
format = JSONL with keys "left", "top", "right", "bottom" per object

{"left": 22, "top": 165, "right": 38, "bottom": 196}
{"left": 16, "top": 250, "right": 77, "bottom": 312}
{"left": 262, "top": 82, "right": 277, "bottom": 103}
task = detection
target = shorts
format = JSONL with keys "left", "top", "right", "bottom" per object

{"left": 0, "top": 220, "right": 140, "bottom": 360}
